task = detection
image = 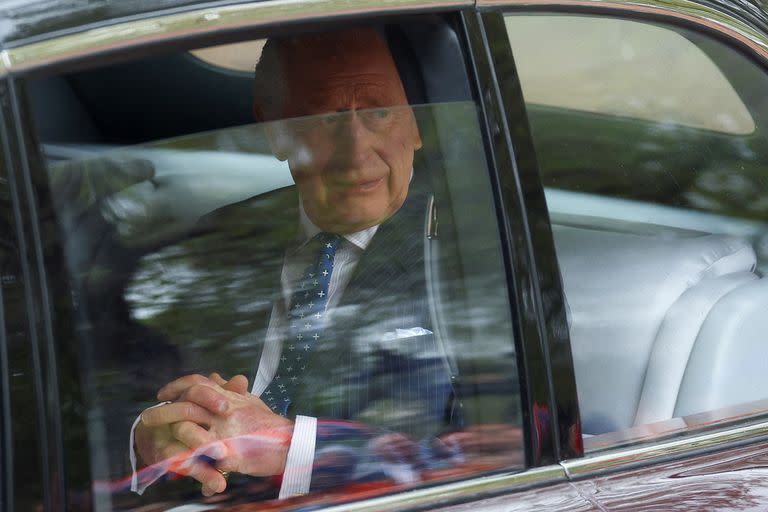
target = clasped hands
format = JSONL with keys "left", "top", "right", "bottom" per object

{"left": 134, "top": 373, "right": 294, "bottom": 496}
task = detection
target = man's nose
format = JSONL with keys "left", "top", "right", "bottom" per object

{"left": 334, "top": 111, "right": 373, "bottom": 167}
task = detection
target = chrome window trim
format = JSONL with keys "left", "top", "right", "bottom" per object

{"left": 320, "top": 465, "right": 566, "bottom": 512}
{"left": 3, "top": 0, "right": 471, "bottom": 74}
{"left": 480, "top": 0, "right": 768, "bottom": 62}
{"left": 562, "top": 419, "right": 768, "bottom": 478}
{"left": 0, "top": 52, "right": 9, "bottom": 79}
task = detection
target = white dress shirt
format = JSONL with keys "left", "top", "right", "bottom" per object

{"left": 254, "top": 207, "right": 378, "bottom": 498}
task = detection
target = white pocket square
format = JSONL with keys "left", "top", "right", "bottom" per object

{"left": 381, "top": 327, "right": 433, "bottom": 341}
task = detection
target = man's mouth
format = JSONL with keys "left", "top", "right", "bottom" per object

{"left": 347, "top": 177, "right": 385, "bottom": 193}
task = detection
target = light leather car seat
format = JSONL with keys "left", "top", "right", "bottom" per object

{"left": 552, "top": 224, "right": 757, "bottom": 434}
{"left": 673, "top": 277, "right": 768, "bottom": 417}
{"left": 634, "top": 271, "right": 758, "bottom": 425}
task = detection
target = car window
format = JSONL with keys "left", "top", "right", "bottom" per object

{"left": 506, "top": 14, "right": 768, "bottom": 449}
{"left": 506, "top": 15, "right": 754, "bottom": 134}
{"left": 20, "top": 23, "right": 524, "bottom": 510}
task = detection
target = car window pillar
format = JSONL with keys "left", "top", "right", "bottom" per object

{"left": 3, "top": 73, "right": 72, "bottom": 512}
{"left": 0, "top": 71, "right": 13, "bottom": 512}
{"left": 461, "top": 9, "right": 581, "bottom": 465}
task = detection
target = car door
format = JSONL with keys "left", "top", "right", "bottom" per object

{"left": 0, "top": 2, "right": 591, "bottom": 510}
{"left": 485, "top": 0, "right": 768, "bottom": 508}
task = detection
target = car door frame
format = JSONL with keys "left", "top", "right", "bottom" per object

{"left": 463, "top": 9, "right": 581, "bottom": 465}
{"left": 0, "top": 64, "right": 14, "bottom": 512}
{"left": 1, "top": 1, "right": 585, "bottom": 510}
{"left": 0, "top": 55, "right": 65, "bottom": 511}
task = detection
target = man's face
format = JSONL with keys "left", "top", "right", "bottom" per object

{"left": 266, "top": 30, "right": 422, "bottom": 234}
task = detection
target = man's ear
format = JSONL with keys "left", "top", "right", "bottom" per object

{"left": 407, "top": 109, "right": 423, "bottom": 152}
{"left": 413, "top": 126, "right": 423, "bottom": 152}
{"left": 255, "top": 102, "right": 290, "bottom": 161}
{"left": 263, "top": 122, "right": 291, "bottom": 162}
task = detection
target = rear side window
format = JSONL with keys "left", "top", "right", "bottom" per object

{"left": 506, "top": 14, "right": 768, "bottom": 448}
{"left": 507, "top": 15, "right": 754, "bottom": 134}
{"left": 21, "top": 21, "right": 525, "bottom": 510}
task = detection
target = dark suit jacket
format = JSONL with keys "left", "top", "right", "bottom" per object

{"left": 186, "top": 180, "right": 457, "bottom": 438}
{"left": 99, "top": 174, "right": 460, "bottom": 497}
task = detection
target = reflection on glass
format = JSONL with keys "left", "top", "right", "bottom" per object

{"left": 45, "top": 104, "right": 523, "bottom": 510}
{"left": 506, "top": 14, "right": 768, "bottom": 452}
{"left": 584, "top": 397, "right": 768, "bottom": 452}
{"left": 505, "top": 15, "right": 755, "bottom": 134}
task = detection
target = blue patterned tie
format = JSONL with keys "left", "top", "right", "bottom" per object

{"left": 263, "top": 232, "right": 342, "bottom": 415}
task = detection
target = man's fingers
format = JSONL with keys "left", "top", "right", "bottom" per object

{"left": 158, "top": 374, "right": 216, "bottom": 401}
{"left": 186, "top": 464, "right": 228, "bottom": 497}
{"left": 141, "top": 402, "right": 215, "bottom": 427}
{"left": 171, "top": 421, "right": 216, "bottom": 448}
{"left": 163, "top": 451, "right": 227, "bottom": 497}
{"left": 210, "top": 373, "right": 248, "bottom": 395}
{"left": 160, "top": 440, "right": 190, "bottom": 461}
{"left": 183, "top": 384, "right": 230, "bottom": 415}
{"left": 216, "top": 454, "right": 240, "bottom": 474}
{"left": 209, "top": 373, "right": 227, "bottom": 386}
{"left": 223, "top": 374, "right": 249, "bottom": 395}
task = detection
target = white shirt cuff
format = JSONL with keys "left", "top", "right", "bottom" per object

{"left": 278, "top": 415, "right": 317, "bottom": 499}
{"left": 130, "top": 402, "right": 171, "bottom": 494}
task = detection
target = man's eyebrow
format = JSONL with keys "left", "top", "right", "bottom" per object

{"left": 291, "top": 80, "right": 405, "bottom": 114}
{"left": 356, "top": 92, "right": 404, "bottom": 108}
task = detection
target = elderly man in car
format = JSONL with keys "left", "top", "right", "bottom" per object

{"left": 128, "top": 26, "right": 519, "bottom": 500}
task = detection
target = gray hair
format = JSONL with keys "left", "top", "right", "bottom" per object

{"left": 252, "top": 28, "right": 389, "bottom": 120}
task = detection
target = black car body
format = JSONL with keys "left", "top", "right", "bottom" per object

{"left": 3, "top": 0, "right": 768, "bottom": 510}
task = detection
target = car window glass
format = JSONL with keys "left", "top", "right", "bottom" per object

{"left": 23, "top": 24, "right": 524, "bottom": 510}
{"left": 506, "top": 14, "right": 768, "bottom": 450}
{"left": 505, "top": 15, "right": 754, "bottom": 134}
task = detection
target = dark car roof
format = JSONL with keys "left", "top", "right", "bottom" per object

{"left": 1, "top": 0, "right": 768, "bottom": 49}
{"left": 0, "top": 0, "right": 259, "bottom": 46}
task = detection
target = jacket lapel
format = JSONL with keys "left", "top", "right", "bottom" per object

{"left": 291, "top": 189, "right": 431, "bottom": 419}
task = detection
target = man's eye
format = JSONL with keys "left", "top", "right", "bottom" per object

{"left": 322, "top": 114, "right": 340, "bottom": 125}
{"left": 359, "top": 108, "right": 393, "bottom": 131}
